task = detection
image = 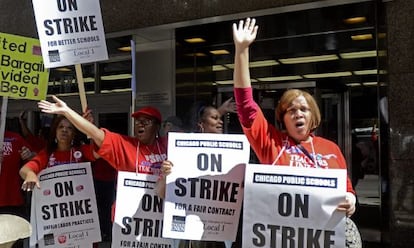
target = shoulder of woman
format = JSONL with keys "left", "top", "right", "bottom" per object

{"left": 313, "top": 136, "right": 339, "bottom": 147}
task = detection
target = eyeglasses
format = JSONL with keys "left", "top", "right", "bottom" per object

{"left": 134, "top": 119, "right": 153, "bottom": 126}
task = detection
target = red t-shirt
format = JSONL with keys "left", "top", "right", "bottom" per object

{"left": 96, "top": 129, "right": 167, "bottom": 176}
{"left": 96, "top": 129, "right": 168, "bottom": 221}
{"left": 26, "top": 133, "right": 47, "bottom": 153}
{"left": 24, "top": 144, "right": 95, "bottom": 174}
{"left": 0, "top": 131, "right": 32, "bottom": 207}
{"left": 235, "top": 87, "right": 355, "bottom": 194}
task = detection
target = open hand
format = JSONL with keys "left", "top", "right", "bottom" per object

{"left": 219, "top": 97, "right": 237, "bottom": 114}
{"left": 82, "top": 108, "right": 94, "bottom": 123}
{"left": 21, "top": 173, "right": 40, "bottom": 191}
{"left": 38, "top": 95, "right": 68, "bottom": 115}
{"left": 233, "top": 17, "right": 258, "bottom": 48}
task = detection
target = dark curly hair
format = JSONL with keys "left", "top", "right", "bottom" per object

{"left": 46, "top": 115, "right": 82, "bottom": 155}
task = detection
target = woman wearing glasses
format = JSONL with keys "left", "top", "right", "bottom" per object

{"left": 232, "top": 17, "right": 356, "bottom": 217}
{"left": 232, "top": 18, "right": 360, "bottom": 247}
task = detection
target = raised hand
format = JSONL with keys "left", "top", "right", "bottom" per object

{"left": 232, "top": 17, "right": 258, "bottom": 49}
{"left": 38, "top": 95, "right": 69, "bottom": 115}
{"left": 19, "top": 110, "right": 26, "bottom": 120}
{"left": 218, "top": 97, "right": 237, "bottom": 115}
{"left": 82, "top": 108, "right": 94, "bottom": 123}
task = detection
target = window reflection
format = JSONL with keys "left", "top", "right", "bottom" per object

{"left": 46, "top": 36, "right": 133, "bottom": 96}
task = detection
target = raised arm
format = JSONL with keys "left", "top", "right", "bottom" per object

{"left": 232, "top": 17, "right": 258, "bottom": 88}
{"left": 217, "top": 97, "right": 237, "bottom": 116}
{"left": 19, "top": 111, "right": 34, "bottom": 139}
{"left": 38, "top": 96, "right": 105, "bottom": 147}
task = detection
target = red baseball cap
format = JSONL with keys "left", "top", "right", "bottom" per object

{"left": 131, "top": 106, "right": 162, "bottom": 123}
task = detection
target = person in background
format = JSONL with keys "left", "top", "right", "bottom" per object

{"left": 187, "top": 98, "right": 237, "bottom": 133}
{"left": 195, "top": 105, "right": 225, "bottom": 134}
{"left": 18, "top": 111, "right": 49, "bottom": 153}
{"left": 0, "top": 127, "right": 34, "bottom": 219}
{"left": 0, "top": 115, "right": 36, "bottom": 248}
{"left": 161, "top": 115, "right": 184, "bottom": 136}
{"left": 159, "top": 103, "right": 238, "bottom": 248}
{"left": 19, "top": 115, "right": 96, "bottom": 190}
{"left": 232, "top": 17, "right": 358, "bottom": 245}
{"left": 157, "top": 99, "right": 237, "bottom": 198}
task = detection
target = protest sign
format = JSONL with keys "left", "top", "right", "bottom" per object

{"left": 243, "top": 164, "right": 347, "bottom": 248}
{"left": 163, "top": 132, "right": 250, "bottom": 242}
{"left": 0, "top": 32, "right": 49, "bottom": 100}
{"left": 111, "top": 172, "right": 175, "bottom": 248}
{"left": 31, "top": 0, "right": 108, "bottom": 68}
{"left": 31, "top": 162, "right": 101, "bottom": 248}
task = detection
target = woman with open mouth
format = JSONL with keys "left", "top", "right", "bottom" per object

{"left": 232, "top": 17, "right": 360, "bottom": 247}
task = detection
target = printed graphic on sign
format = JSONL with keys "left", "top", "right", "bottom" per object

{"left": 0, "top": 32, "right": 49, "bottom": 100}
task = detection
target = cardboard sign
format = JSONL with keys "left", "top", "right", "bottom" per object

{"left": 31, "top": 0, "right": 108, "bottom": 68}
{"left": 243, "top": 164, "right": 347, "bottom": 248}
{"left": 163, "top": 132, "right": 250, "bottom": 242}
{"left": 112, "top": 172, "right": 175, "bottom": 248}
{"left": 0, "top": 32, "right": 49, "bottom": 100}
{"left": 30, "top": 162, "right": 101, "bottom": 247}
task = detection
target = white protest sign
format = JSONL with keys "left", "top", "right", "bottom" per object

{"left": 243, "top": 164, "right": 347, "bottom": 248}
{"left": 31, "top": 0, "right": 108, "bottom": 68}
{"left": 31, "top": 162, "right": 101, "bottom": 248}
{"left": 163, "top": 132, "right": 250, "bottom": 242}
{"left": 112, "top": 172, "right": 175, "bottom": 248}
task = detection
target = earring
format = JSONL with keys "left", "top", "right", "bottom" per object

{"left": 54, "top": 138, "right": 58, "bottom": 144}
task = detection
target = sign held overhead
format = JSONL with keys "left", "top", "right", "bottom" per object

{"left": 32, "top": 0, "right": 108, "bottom": 68}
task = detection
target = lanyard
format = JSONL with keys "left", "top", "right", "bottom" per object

{"left": 296, "top": 143, "right": 319, "bottom": 167}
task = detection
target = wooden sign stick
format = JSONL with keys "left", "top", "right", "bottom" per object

{"left": 75, "top": 64, "right": 88, "bottom": 113}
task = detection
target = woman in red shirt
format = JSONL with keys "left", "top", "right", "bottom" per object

{"left": 232, "top": 17, "right": 356, "bottom": 216}
{"left": 231, "top": 18, "right": 362, "bottom": 247}
{"left": 36, "top": 98, "right": 168, "bottom": 223}
{"left": 37, "top": 97, "right": 167, "bottom": 176}
{"left": 19, "top": 115, "right": 95, "bottom": 190}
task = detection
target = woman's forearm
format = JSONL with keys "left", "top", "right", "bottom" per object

{"left": 233, "top": 48, "right": 252, "bottom": 88}
{"left": 62, "top": 107, "right": 105, "bottom": 147}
